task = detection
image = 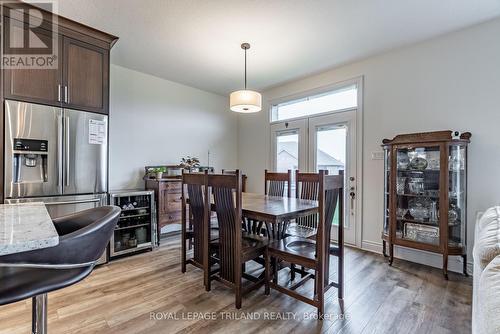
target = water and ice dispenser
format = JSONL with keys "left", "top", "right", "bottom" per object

{"left": 12, "top": 138, "right": 48, "bottom": 184}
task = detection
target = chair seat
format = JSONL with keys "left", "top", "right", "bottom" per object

{"left": 0, "top": 265, "right": 93, "bottom": 306}
{"left": 268, "top": 236, "right": 317, "bottom": 263}
{"left": 186, "top": 227, "right": 219, "bottom": 241}
{"left": 286, "top": 223, "right": 317, "bottom": 239}
{"left": 268, "top": 236, "right": 341, "bottom": 265}
{"left": 210, "top": 232, "right": 267, "bottom": 262}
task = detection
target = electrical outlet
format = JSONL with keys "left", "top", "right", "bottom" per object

{"left": 371, "top": 151, "right": 384, "bottom": 160}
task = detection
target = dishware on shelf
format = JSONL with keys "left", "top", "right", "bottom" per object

{"left": 448, "top": 204, "right": 458, "bottom": 224}
{"left": 425, "top": 189, "right": 439, "bottom": 197}
{"left": 396, "top": 207, "right": 407, "bottom": 219}
{"left": 408, "top": 177, "right": 425, "bottom": 195}
{"left": 409, "top": 157, "right": 428, "bottom": 171}
{"left": 408, "top": 197, "right": 430, "bottom": 221}
{"left": 397, "top": 177, "right": 407, "bottom": 194}
{"left": 397, "top": 152, "right": 410, "bottom": 170}
{"left": 429, "top": 201, "right": 439, "bottom": 223}
{"left": 404, "top": 222, "right": 439, "bottom": 245}
{"left": 427, "top": 157, "right": 440, "bottom": 170}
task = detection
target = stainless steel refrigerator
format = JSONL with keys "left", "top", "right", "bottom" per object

{"left": 4, "top": 100, "right": 109, "bottom": 263}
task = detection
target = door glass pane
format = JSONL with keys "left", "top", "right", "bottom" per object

{"left": 276, "top": 132, "right": 299, "bottom": 194}
{"left": 316, "top": 125, "right": 346, "bottom": 227}
{"left": 449, "top": 145, "right": 466, "bottom": 248}
{"left": 396, "top": 146, "right": 440, "bottom": 246}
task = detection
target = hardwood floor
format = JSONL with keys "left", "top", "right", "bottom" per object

{"left": 0, "top": 236, "right": 472, "bottom": 334}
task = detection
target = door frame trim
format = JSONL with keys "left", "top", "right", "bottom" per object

{"left": 268, "top": 76, "right": 364, "bottom": 248}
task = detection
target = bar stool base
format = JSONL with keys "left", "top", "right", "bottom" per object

{"left": 32, "top": 294, "right": 47, "bottom": 334}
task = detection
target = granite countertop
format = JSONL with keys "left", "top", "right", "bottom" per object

{"left": 0, "top": 202, "right": 59, "bottom": 256}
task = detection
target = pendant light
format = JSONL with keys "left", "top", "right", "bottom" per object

{"left": 230, "top": 43, "right": 262, "bottom": 113}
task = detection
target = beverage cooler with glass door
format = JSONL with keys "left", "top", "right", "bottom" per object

{"left": 109, "top": 190, "right": 157, "bottom": 258}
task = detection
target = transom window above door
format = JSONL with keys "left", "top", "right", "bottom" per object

{"left": 270, "top": 84, "right": 358, "bottom": 122}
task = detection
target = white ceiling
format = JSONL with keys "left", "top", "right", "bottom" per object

{"left": 54, "top": 0, "right": 500, "bottom": 95}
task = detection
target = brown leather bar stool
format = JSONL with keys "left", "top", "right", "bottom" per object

{"left": 0, "top": 206, "right": 120, "bottom": 334}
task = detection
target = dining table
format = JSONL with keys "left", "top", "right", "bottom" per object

{"left": 240, "top": 192, "right": 318, "bottom": 239}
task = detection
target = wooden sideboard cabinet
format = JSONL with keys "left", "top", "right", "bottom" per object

{"left": 145, "top": 179, "right": 182, "bottom": 244}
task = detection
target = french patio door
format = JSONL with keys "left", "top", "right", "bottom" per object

{"left": 271, "top": 110, "right": 357, "bottom": 245}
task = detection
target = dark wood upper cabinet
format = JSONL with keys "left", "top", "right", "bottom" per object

{"left": 3, "top": 19, "right": 63, "bottom": 106}
{"left": 1, "top": 2, "right": 117, "bottom": 114}
{"left": 63, "top": 37, "right": 109, "bottom": 114}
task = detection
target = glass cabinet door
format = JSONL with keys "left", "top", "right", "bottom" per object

{"left": 448, "top": 144, "right": 466, "bottom": 248}
{"left": 383, "top": 148, "right": 390, "bottom": 236}
{"left": 395, "top": 146, "right": 441, "bottom": 246}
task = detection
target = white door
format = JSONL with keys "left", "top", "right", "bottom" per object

{"left": 308, "top": 111, "right": 357, "bottom": 244}
{"left": 271, "top": 110, "right": 357, "bottom": 245}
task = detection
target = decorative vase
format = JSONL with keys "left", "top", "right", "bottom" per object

{"left": 156, "top": 172, "right": 163, "bottom": 180}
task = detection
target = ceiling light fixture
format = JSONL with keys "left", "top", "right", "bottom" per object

{"left": 230, "top": 43, "right": 262, "bottom": 113}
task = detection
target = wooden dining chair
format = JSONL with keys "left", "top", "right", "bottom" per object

{"left": 181, "top": 171, "right": 217, "bottom": 289}
{"left": 286, "top": 170, "right": 327, "bottom": 239}
{"left": 221, "top": 169, "right": 247, "bottom": 192}
{"left": 207, "top": 170, "right": 267, "bottom": 309}
{"left": 264, "top": 169, "right": 292, "bottom": 197}
{"left": 265, "top": 170, "right": 344, "bottom": 318}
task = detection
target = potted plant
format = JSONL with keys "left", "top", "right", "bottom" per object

{"left": 151, "top": 167, "right": 166, "bottom": 180}
{"left": 180, "top": 156, "right": 201, "bottom": 172}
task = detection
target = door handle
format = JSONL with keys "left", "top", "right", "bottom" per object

{"left": 64, "top": 116, "right": 70, "bottom": 186}
{"left": 57, "top": 84, "right": 62, "bottom": 102}
{"left": 57, "top": 115, "right": 63, "bottom": 186}
{"left": 45, "top": 198, "right": 101, "bottom": 206}
{"left": 64, "top": 86, "right": 69, "bottom": 104}
{"left": 349, "top": 188, "right": 356, "bottom": 214}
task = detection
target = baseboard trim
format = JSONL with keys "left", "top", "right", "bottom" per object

{"left": 361, "top": 240, "right": 473, "bottom": 275}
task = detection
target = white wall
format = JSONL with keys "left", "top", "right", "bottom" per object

{"left": 109, "top": 64, "right": 237, "bottom": 190}
{"left": 237, "top": 18, "right": 500, "bottom": 272}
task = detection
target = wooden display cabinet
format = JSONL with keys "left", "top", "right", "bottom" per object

{"left": 381, "top": 130, "right": 471, "bottom": 279}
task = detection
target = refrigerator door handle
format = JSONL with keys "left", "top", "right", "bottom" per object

{"left": 65, "top": 86, "right": 69, "bottom": 104}
{"left": 57, "top": 114, "right": 63, "bottom": 186}
{"left": 64, "top": 115, "right": 70, "bottom": 187}
{"left": 44, "top": 198, "right": 101, "bottom": 206}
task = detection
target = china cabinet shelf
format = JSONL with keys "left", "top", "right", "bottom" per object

{"left": 397, "top": 218, "right": 439, "bottom": 226}
{"left": 381, "top": 130, "right": 471, "bottom": 279}
{"left": 396, "top": 193, "right": 440, "bottom": 199}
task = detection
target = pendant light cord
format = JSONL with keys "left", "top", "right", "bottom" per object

{"left": 244, "top": 47, "right": 247, "bottom": 90}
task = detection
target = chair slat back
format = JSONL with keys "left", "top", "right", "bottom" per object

{"left": 316, "top": 170, "right": 344, "bottom": 275}
{"left": 222, "top": 169, "right": 247, "bottom": 192}
{"left": 264, "top": 169, "right": 292, "bottom": 197}
{"left": 209, "top": 171, "right": 242, "bottom": 284}
{"left": 182, "top": 171, "right": 209, "bottom": 265}
{"left": 295, "top": 170, "right": 328, "bottom": 229}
